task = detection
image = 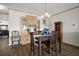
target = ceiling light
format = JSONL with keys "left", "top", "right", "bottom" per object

{"left": 45, "top": 12, "right": 48, "bottom": 16}
{"left": 41, "top": 4, "right": 50, "bottom": 18}
{"left": 41, "top": 12, "right": 50, "bottom": 18}
{"left": 41, "top": 15, "right": 44, "bottom": 18}
{"left": 0, "top": 5, "right": 6, "bottom": 10}
{"left": 44, "top": 12, "right": 50, "bottom": 17}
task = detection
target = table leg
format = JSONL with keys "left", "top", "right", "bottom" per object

{"left": 38, "top": 37, "right": 41, "bottom": 56}
{"left": 30, "top": 33, "right": 35, "bottom": 56}
{"left": 59, "top": 40, "right": 61, "bottom": 53}
{"left": 49, "top": 43, "right": 52, "bottom": 56}
{"left": 30, "top": 41, "right": 32, "bottom": 56}
{"left": 33, "top": 39, "right": 35, "bottom": 56}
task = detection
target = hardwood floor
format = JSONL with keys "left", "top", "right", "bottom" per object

{"left": 0, "top": 36, "right": 9, "bottom": 49}
{"left": 0, "top": 37, "right": 79, "bottom": 56}
{"left": 61, "top": 43, "right": 79, "bottom": 56}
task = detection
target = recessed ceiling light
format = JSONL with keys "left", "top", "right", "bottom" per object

{"left": 0, "top": 5, "right": 6, "bottom": 10}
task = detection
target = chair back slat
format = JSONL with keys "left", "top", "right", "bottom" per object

{"left": 50, "top": 31, "right": 57, "bottom": 43}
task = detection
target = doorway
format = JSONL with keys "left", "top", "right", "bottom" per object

{"left": 54, "top": 21, "right": 63, "bottom": 52}
{"left": 0, "top": 25, "right": 9, "bottom": 49}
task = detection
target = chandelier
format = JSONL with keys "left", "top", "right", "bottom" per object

{"left": 41, "top": 4, "right": 50, "bottom": 18}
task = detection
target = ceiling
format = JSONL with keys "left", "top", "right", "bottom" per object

{"left": 0, "top": 3, "right": 79, "bottom": 20}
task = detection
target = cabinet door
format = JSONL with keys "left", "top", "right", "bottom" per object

{"left": 21, "top": 32, "right": 30, "bottom": 43}
{"left": 26, "top": 15, "right": 37, "bottom": 25}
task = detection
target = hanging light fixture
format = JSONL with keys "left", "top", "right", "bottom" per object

{"left": 44, "top": 12, "right": 50, "bottom": 17}
{"left": 41, "top": 4, "right": 50, "bottom": 18}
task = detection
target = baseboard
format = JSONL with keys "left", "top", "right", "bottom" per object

{"left": 62, "top": 42, "right": 79, "bottom": 48}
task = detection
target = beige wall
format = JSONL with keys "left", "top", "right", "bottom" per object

{"left": 46, "top": 7, "right": 79, "bottom": 47}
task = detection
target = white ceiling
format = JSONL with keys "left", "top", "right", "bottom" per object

{"left": 0, "top": 3, "right": 79, "bottom": 20}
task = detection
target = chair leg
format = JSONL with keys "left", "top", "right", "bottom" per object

{"left": 55, "top": 42, "right": 57, "bottom": 56}
{"left": 18, "top": 40, "right": 21, "bottom": 46}
{"left": 42, "top": 46, "right": 44, "bottom": 56}
{"left": 59, "top": 41, "right": 61, "bottom": 53}
{"left": 49, "top": 46, "right": 52, "bottom": 56}
{"left": 11, "top": 41, "right": 13, "bottom": 48}
{"left": 18, "top": 41, "right": 19, "bottom": 46}
{"left": 55, "top": 47, "right": 57, "bottom": 56}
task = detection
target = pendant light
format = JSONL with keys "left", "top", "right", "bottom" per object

{"left": 41, "top": 4, "right": 50, "bottom": 18}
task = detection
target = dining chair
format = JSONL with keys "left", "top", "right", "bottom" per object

{"left": 34, "top": 31, "right": 58, "bottom": 56}
{"left": 33, "top": 31, "right": 45, "bottom": 56}
{"left": 11, "top": 30, "right": 21, "bottom": 48}
{"left": 34, "top": 36, "right": 45, "bottom": 56}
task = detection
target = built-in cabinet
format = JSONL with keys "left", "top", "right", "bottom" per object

{"left": 21, "top": 15, "right": 37, "bottom": 44}
{"left": 26, "top": 15, "right": 37, "bottom": 26}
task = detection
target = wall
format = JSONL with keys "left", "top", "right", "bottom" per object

{"left": 8, "top": 9, "right": 38, "bottom": 46}
{"left": 46, "top": 7, "right": 79, "bottom": 47}
{"left": 37, "top": 16, "right": 44, "bottom": 31}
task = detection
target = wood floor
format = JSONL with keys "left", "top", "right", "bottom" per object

{"left": 0, "top": 37, "right": 79, "bottom": 56}
{"left": 0, "top": 36, "right": 9, "bottom": 49}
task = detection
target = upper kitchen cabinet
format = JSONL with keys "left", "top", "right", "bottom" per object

{"left": 25, "top": 15, "right": 37, "bottom": 26}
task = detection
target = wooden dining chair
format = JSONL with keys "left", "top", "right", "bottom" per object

{"left": 34, "top": 36, "right": 45, "bottom": 56}
{"left": 34, "top": 31, "right": 58, "bottom": 56}
{"left": 42, "top": 31, "right": 58, "bottom": 56}
{"left": 33, "top": 31, "right": 45, "bottom": 56}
